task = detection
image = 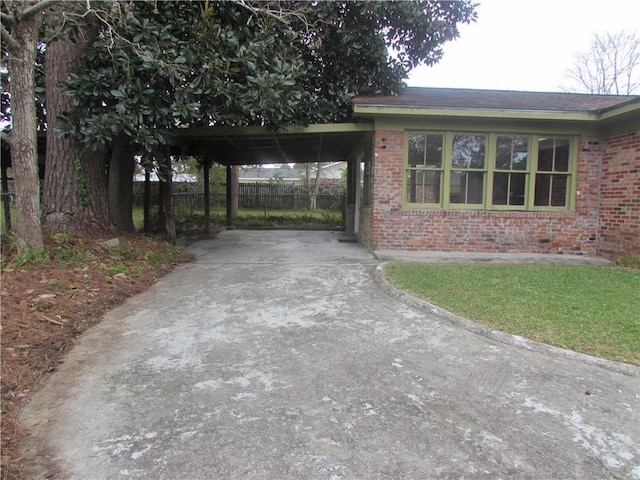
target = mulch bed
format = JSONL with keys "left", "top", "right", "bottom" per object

{"left": 1, "top": 233, "right": 192, "bottom": 479}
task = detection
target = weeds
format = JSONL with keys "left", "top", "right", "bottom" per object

{"left": 14, "top": 244, "right": 49, "bottom": 267}
{"left": 615, "top": 253, "right": 640, "bottom": 269}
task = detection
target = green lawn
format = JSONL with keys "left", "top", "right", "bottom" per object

{"left": 133, "top": 207, "right": 343, "bottom": 230}
{"left": 384, "top": 263, "right": 640, "bottom": 365}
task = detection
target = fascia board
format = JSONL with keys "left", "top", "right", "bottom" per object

{"left": 352, "top": 105, "right": 597, "bottom": 122}
{"left": 596, "top": 99, "right": 640, "bottom": 120}
{"left": 172, "top": 122, "right": 374, "bottom": 138}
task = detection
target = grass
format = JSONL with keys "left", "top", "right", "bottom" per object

{"left": 133, "top": 207, "right": 343, "bottom": 230}
{"left": 384, "top": 263, "right": 640, "bottom": 365}
{"left": 214, "top": 209, "right": 342, "bottom": 228}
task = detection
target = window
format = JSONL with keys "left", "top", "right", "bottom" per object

{"left": 404, "top": 132, "right": 575, "bottom": 211}
{"left": 450, "top": 134, "right": 486, "bottom": 205}
{"left": 406, "top": 133, "right": 443, "bottom": 204}
{"left": 534, "top": 137, "right": 571, "bottom": 208}
{"left": 492, "top": 135, "right": 528, "bottom": 206}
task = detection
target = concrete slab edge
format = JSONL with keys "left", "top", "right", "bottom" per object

{"left": 372, "top": 263, "right": 640, "bottom": 377}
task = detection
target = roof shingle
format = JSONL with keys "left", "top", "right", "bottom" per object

{"left": 353, "top": 87, "right": 639, "bottom": 113}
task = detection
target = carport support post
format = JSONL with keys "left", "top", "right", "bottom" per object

{"left": 226, "top": 164, "right": 233, "bottom": 227}
{"left": 203, "top": 155, "right": 211, "bottom": 234}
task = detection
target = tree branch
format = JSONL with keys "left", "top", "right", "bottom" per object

{"left": 20, "top": 0, "right": 57, "bottom": 20}
{"left": 1, "top": 11, "right": 16, "bottom": 24}
{"left": 1, "top": 23, "right": 19, "bottom": 52}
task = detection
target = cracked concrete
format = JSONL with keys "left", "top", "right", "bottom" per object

{"left": 21, "top": 230, "right": 639, "bottom": 479}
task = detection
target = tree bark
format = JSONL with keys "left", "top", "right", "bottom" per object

{"left": 42, "top": 12, "right": 111, "bottom": 233}
{"left": 143, "top": 168, "right": 151, "bottom": 233}
{"left": 2, "top": 160, "right": 12, "bottom": 232}
{"left": 108, "top": 138, "right": 135, "bottom": 232}
{"left": 161, "top": 149, "right": 176, "bottom": 244}
{"left": 6, "top": 10, "right": 44, "bottom": 252}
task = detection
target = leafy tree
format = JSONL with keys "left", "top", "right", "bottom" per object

{"left": 287, "top": 0, "right": 478, "bottom": 123}
{"left": 564, "top": 30, "right": 640, "bottom": 95}
{"left": 58, "top": 0, "right": 312, "bottom": 239}
{"left": 1, "top": 0, "right": 54, "bottom": 254}
{"left": 3, "top": 0, "right": 477, "bottom": 245}
{"left": 61, "top": 0, "right": 477, "bottom": 148}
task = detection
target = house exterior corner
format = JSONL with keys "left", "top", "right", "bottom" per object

{"left": 352, "top": 88, "right": 640, "bottom": 258}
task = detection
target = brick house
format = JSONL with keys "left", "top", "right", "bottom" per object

{"left": 346, "top": 87, "right": 639, "bottom": 259}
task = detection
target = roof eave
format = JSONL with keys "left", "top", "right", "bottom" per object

{"left": 352, "top": 105, "right": 598, "bottom": 122}
{"left": 597, "top": 98, "right": 640, "bottom": 120}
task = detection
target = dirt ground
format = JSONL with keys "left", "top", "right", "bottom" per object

{"left": 1, "top": 233, "right": 194, "bottom": 480}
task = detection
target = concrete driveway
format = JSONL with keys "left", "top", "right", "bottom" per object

{"left": 22, "top": 230, "right": 639, "bottom": 479}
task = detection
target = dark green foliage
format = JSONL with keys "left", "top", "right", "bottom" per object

{"left": 58, "top": 0, "right": 476, "bottom": 154}
{"left": 289, "top": 0, "right": 477, "bottom": 122}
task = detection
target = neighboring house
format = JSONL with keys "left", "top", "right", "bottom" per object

{"left": 133, "top": 172, "right": 197, "bottom": 183}
{"left": 239, "top": 167, "right": 307, "bottom": 184}
{"left": 347, "top": 87, "right": 639, "bottom": 259}
{"left": 240, "top": 163, "right": 345, "bottom": 185}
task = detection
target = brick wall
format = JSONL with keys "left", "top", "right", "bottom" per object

{"left": 359, "top": 207, "right": 374, "bottom": 249}
{"left": 367, "top": 130, "right": 602, "bottom": 253}
{"left": 598, "top": 131, "right": 640, "bottom": 258}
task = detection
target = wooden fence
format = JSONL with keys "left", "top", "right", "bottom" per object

{"left": 132, "top": 182, "right": 346, "bottom": 223}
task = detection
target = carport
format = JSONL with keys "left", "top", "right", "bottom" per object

{"left": 171, "top": 123, "right": 373, "bottom": 233}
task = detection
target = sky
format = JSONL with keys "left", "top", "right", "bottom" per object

{"left": 407, "top": 0, "right": 640, "bottom": 93}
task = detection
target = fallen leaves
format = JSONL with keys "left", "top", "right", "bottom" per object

{"left": 1, "top": 233, "right": 192, "bottom": 479}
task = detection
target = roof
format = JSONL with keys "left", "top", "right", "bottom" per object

{"left": 352, "top": 87, "right": 640, "bottom": 114}
{"left": 172, "top": 123, "right": 372, "bottom": 166}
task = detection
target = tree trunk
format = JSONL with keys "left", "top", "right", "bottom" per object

{"left": 143, "top": 168, "right": 151, "bottom": 233}
{"left": 42, "top": 13, "right": 111, "bottom": 233}
{"left": 1, "top": 161, "right": 12, "bottom": 233}
{"left": 108, "top": 138, "right": 135, "bottom": 232}
{"left": 6, "top": 12, "right": 44, "bottom": 253}
{"left": 310, "top": 161, "right": 321, "bottom": 211}
{"left": 161, "top": 149, "right": 176, "bottom": 244}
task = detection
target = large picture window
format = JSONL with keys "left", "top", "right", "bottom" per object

{"left": 404, "top": 132, "right": 575, "bottom": 211}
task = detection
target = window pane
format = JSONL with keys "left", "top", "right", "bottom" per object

{"left": 496, "top": 137, "right": 513, "bottom": 170}
{"left": 537, "top": 137, "right": 554, "bottom": 171}
{"left": 467, "top": 171, "right": 484, "bottom": 203}
{"left": 534, "top": 174, "right": 551, "bottom": 206}
{"left": 512, "top": 137, "right": 529, "bottom": 171}
{"left": 452, "top": 134, "right": 486, "bottom": 169}
{"left": 406, "top": 170, "right": 441, "bottom": 204}
{"left": 408, "top": 134, "right": 425, "bottom": 167}
{"left": 494, "top": 173, "right": 527, "bottom": 206}
{"left": 510, "top": 173, "right": 526, "bottom": 205}
{"left": 492, "top": 172, "right": 509, "bottom": 205}
{"left": 550, "top": 175, "right": 568, "bottom": 206}
{"left": 425, "top": 134, "right": 443, "bottom": 168}
{"left": 554, "top": 138, "right": 570, "bottom": 172}
{"left": 496, "top": 136, "right": 529, "bottom": 171}
{"left": 538, "top": 137, "right": 570, "bottom": 172}
{"left": 450, "top": 171, "right": 483, "bottom": 204}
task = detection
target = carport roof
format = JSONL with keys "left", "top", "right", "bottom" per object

{"left": 171, "top": 123, "right": 372, "bottom": 166}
